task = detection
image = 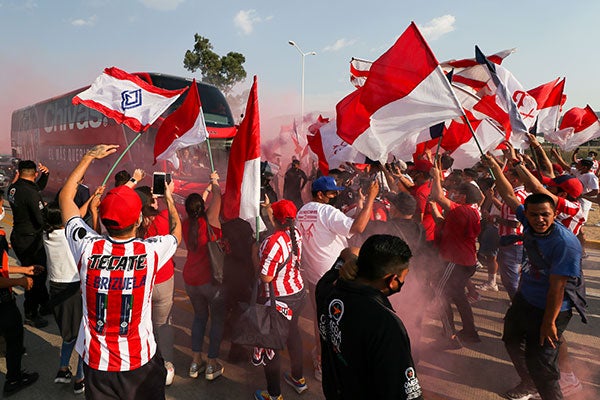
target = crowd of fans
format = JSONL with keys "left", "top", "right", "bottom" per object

{"left": 0, "top": 136, "right": 593, "bottom": 400}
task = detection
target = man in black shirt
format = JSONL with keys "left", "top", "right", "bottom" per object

{"left": 283, "top": 159, "right": 307, "bottom": 210}
{"left": 7, "top": 160, "right": 50, "bottom": 328}
{"left": 316, "top": 235, "right": 423, "bottom": 400}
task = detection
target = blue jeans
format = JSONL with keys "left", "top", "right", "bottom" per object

{"left": 185, "top": 283, "right": 226, "bottom": 358}
{"left": 60, "top": 339, "right": 84, "bottom": 380}
{"left": 152, "top": 277, "right": 174, "bottom": 362}
{"left": 498, "top": 243, "right": 523, "bottom": 300}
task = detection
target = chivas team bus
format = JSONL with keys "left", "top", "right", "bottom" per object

{"left": 11, "top": 73, "right": 237, "bottom": 199}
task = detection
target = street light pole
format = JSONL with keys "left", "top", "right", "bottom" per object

{"left": 288, "top": 40, "right": 316, "bottom": 136}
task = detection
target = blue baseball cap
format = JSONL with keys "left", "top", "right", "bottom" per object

{"left": 312, "top": 176, "right": 345, "bottom": 192}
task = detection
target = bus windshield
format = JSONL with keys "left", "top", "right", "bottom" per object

{"left": 146, "top": 74, "right": 235, "bottom": 128}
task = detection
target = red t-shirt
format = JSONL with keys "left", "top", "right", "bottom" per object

{"left": 412, "top": 183, "right": 440, "bottom": 242}
{"left": 182, "top": 217, "right": 222, "bottom": 286}
{"left": 438, "top": 202, "right": 481, "bottom": 266}
{"left": 145, "top": 210, "right": 174, "bottom": 284}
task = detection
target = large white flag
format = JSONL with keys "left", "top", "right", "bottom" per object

{"left": 545, "top": 105, "right": 600, "bottom": 151}
{"left": 307, "top": 116, "right": 366, "bottom": 175}
{"left": 527, "top": 78, "right": 566, "bottom": 135}
{"left": 73, "top": 67, "right": 186, "bottom": 132}
{"left": 336, "top": 22, "right": 463, "bottom": 162}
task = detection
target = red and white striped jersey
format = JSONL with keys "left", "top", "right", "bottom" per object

{"left": 65, "top": 217, "right": 178, "bottom": 372}
{"left": 498, "top": 186, "right": 529, "bottom": 236}
{"left": 259, "top": 229, "right": 304, "bottom": 297}
{"left": 555, "top": 197, "right": 586, "bottom": 235}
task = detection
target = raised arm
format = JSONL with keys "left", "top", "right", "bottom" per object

{"left": 164, "top": 179, "right": 182, "bottom": 244}
{"left": 551, "top": 148, "right": 570, "bottom": 171}
{"left": 428, "top": 166, "right": 452, "bottom": 212}
{"left": 349, "top": 180, "right": 379, "bottom": 234}
{"left": 59, "top": 145, "right": 119, "bottom": 225}
{"left": 481, "top": 154, "right": 522, "bottom": 212}
{"left": 205, "top": 171, "right": 222, "bottom": 229}
{"left": 528, "top": 134, "right": 554, "bottom": 177}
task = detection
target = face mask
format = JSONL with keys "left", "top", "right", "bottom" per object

{"left": 386, "top": 275, "right": 404, "bottom": 296}
{"left": 328, "top": 195, "right": 338, "bottom": 206}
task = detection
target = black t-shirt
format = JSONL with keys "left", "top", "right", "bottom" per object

{"left": 316, "top": 270, "right": 423, "bottom": 400}
{"left": 8, "top": 178, "right": 46, "bottom": 236}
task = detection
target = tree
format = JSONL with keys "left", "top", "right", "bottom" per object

{"left": 183, "top": 34, "right": 247, "bottom": 94}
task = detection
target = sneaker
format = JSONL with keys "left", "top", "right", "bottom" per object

{"left": 476, "top": 282, "right": 499, "bottom": 292}
{"left": 205, "top": 361, "right": 224, "bottom": 380}
{"left": 311, "top": 347, "right": 322, "bottom": 382}
{"left": 504, "top": 381, "right": 538, "bottom": 400}
{"left": 24, "top": 314, "right": 48, "bottom": 329}
{"left": 54, "top": 368, "right": 73, "bottom": 384}
{"left": 254, "top": 389, "right": 283, "bottom": 400}
{"left": 188, "top": 361, "right": 206, "bottom": 379}
{"left": 165, "top": 361, "right": 175, "bottom": 386}
{"left": 456, "top": 329, "right": 482, "bottom": 343}
{"left": 73, "top": 379, "right": 85, "bottom": 395}
{"left": 3, "top": 371, "right": 39, "bottom": 396}
{"left": 283, "top": 372, "right": 308, "bottom": 394}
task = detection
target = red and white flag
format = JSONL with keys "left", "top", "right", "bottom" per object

{"left": 408, "top": 115, "right": 504, "bottom": 169}
{"left": 527, "top": 78, "right": 566, "bottom": 134}
{"left": 349, "top": 57, "right": 373, "bottom": 88}
{"left": 474, "top": 47, "right": 537, "bottom": 149}
{"left": 336, "top": 22, "right": 463, "bottom": 162}
{"left": 545, "top": 105, "right": 600, "bottom": 151}
{"left": 307, "top": 115, "right": 366, "bottom": 175}
{"left": 222, "top": 76, "right": 262, "bottom": 232}
{"left": 153, "top": 79, "right": 208, "bottom": 169}
{"left": 440, "top": 48, "right": 516, "bottom": 95}
{"left": 73, "top": 67, "right": 186, "bottom": 132}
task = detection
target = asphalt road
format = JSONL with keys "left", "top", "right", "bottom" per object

{"left": 0, "top": 208, "right": 598, "bottom": 399}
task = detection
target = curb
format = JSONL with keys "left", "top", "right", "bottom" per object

{"left": 587, "top": 240, "right": 600, "bottom": 250}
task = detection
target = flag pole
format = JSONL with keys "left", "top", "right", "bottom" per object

{"left": 442, "top": 79, "right": 495, "bottom": 179}
{"left": 206, "top": 138, "right": 216, "bottom": 172}
{"left": 101, "top": 132, "right": 143, "bottom": 186}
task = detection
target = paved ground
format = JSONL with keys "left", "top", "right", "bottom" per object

{"left": 0, "top": 208, "right": 599, "bottom": 399}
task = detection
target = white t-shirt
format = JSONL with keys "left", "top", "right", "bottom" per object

{"left": 577, "top": 171, "right": 599, "bottom": 217}
{"left": 296, "top": 201, "right": 354, "bottom": 285}
{"left": 43, "top": 229, "right": 79, "bottom": 283}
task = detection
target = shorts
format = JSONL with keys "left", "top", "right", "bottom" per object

{"left": 478, "top": 222, "right": 500, "bottom": 257}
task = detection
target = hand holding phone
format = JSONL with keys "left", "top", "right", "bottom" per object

{"left": 153, "top": 172, "right": 166, "bottom": 196}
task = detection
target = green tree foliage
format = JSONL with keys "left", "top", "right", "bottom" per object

{"left": 183, "top": 34, "right": 247, "bottom": 94}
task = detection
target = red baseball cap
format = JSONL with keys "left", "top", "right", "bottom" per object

{"left": 271, "top": 200, "right": 297, "bottom": 225}
{"left": 412, "top": 159, "right": 433, "bottom": 172}
{"left": 100, "top": 185, "right": 142, "bottom": 230}
{"left": 547, "top": 175, "right": 583, "bottom": 200}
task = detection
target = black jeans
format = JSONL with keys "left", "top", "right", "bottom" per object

{"left": 10, "top": 232, "right": 48, "bottom": 316}
{"left": 0, "top": 300, "right": 24, "bottom": 381}
{"left": 83, "top": 353, "right": 166, "bottom": 400}
{"left": 263, "top": 288, "right": 306, "bottom": 396}
{"left": 503, "top": 293, "right": 572, "bottom": 400}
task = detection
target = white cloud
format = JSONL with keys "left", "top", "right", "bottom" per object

{"left": 323, "top": 38, "right": 356, "bottom": 52}
{"left": 138, "top": 0, "right": 184, "bottom": 11}
{"left": 234, "top": 9, "right": 270, "bottom": 35}
{"left": 71, "top": 15, "right": 97, "bottom": 27}
{"left": 418, "top": 15, "right": 456, "bottom": 41}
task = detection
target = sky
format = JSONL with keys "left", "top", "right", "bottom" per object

{"left": 1, "top": 0, "right": 600, "bottom": 155}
